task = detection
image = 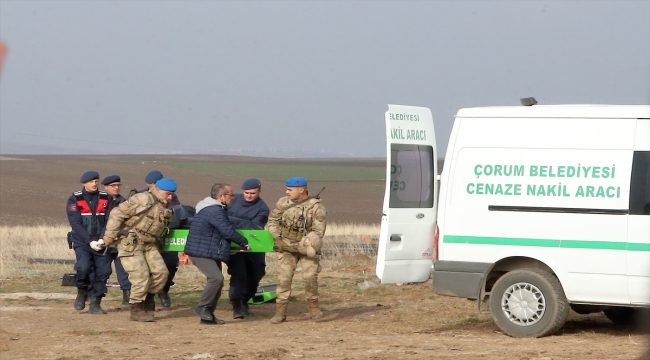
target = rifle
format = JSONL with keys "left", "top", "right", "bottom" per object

{"left": 314, "top": 187, "right": 326, "bottom": 199}
{"left": 127, "top": 188, "right": 138, "bottom": 199}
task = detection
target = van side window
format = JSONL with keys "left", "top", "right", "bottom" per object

{"left": 389, "top": 144, "right": 434, "bottom": 208}
{"left": 629, "top": 151, "right": 650, "bottom": 215}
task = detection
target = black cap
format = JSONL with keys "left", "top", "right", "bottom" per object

{"left": 241, "top": 178, "right": 261, "bottom": 190}
{"left": 101, "top": 175, "right": 121, "bottom": 185}
{"left": 80, "top": 171, "right": 100, "bottom": 183}
{"left": 145, "top": 170, "right": 163, "bottom": 184}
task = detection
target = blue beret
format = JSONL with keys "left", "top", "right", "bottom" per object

{"left": 241, "top": 178, "right": 261, "bottom": 190}
{"left": 285, "top": 177, "right": 308, "bottom": 187}
{"left": 101, "top": 175, "right": 121, "bottom": 185}
{"left": 145, "top": 170, "right": 163, "bottom": 184}
{"left": 156, "top": 178, "right": 177, "bottom": 192}
{"left": 80, "top": 171, "right": 100, "bottom": 183}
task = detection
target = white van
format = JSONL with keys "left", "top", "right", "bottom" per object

{"left": 376, "top": 102, "right": 650, "bottom": 337}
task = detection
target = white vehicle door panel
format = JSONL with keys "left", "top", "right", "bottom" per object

{"left": 376, "top": 105, "right": 437, "bottom": 284}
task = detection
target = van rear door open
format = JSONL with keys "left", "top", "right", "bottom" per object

{"left": 376, "top": 105, "right": 438, "bottom": 284}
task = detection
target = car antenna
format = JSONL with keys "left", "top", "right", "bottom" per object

{"left": 520, "top": 97, "right": 537, "bottom": 106}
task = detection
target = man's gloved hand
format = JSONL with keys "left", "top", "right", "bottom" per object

{"left": 89, "top": 239, "right": 104, "bottom": 251}
{"left": 102, "top": 236, "right": 114, "bottom": 246}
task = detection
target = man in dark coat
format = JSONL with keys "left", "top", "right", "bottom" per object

{"left": 102, "top": 175, "right": 131, "bottom": 305}
{"left": 184, "top": 183, "right": 250, "bottom": 325}
{"left": 226, "top": 178, "right": 269, "bottom": 319}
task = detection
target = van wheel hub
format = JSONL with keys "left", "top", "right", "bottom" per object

{"left": 500, "top": 282, "right": 546, "bottom": 326}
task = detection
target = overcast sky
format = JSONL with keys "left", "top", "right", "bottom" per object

{"left": 0, "top": 1, "right": 648, "bottom": 157}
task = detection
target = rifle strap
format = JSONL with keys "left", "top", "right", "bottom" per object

{"left": 284, "top": 196, "right": 316, "bottom": 212}
{"left": 281, "top": 187, "right": 325, "bottom": 213}
{"left": 123, "top": 193, "right": 156, "bottom": 234}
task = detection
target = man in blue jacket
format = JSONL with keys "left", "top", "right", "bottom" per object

{"left": 227, "top": 178, "right": 269, "bottom": 319}
{"left": 141, "top": 170, "right": 180, "bottom": 308}
{"left": 66, "top": 171, "right": 112, "bottom": 314}
{"left": 184, "top": 183, "right": 250, "bottom": 325}
{"left": 102, "top": 175, "right": 131, "bottom": 305}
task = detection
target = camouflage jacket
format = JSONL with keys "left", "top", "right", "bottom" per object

{"left": 267, "top": 196, "right": 327, "bottom": 243}
{"left": 104, "top": 187, "right": 173, "bottom": 240}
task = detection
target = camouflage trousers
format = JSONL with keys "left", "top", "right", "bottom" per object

{"left": 118, "top": 241, "right": 169, "bottom": 303}
{"left": 275, "top": 251, "right": 321, "bottom": 304}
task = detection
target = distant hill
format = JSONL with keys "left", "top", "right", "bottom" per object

{"left": 0, "top": 141, "right": 364, "bottom": 158}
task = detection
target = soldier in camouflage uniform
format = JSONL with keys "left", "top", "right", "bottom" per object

{"left": 102, "top": 178, "right": 177, "bottom": 322}
{"left": 267, "top": 177, "right": 327, "bottom": 324}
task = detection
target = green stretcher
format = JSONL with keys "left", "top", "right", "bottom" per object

{"left": 158, "top": 229, "right": 275, "bottom": 252}
{"left": 248, "top": 284, "right": 278, "bottom": 304}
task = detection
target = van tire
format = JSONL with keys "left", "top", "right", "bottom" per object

{"left": 489, "top": 268, "right": 569, "bottom": 338}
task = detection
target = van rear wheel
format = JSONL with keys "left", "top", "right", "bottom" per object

{"left": 489, "top": 268, "right": 569, "bottom": 337}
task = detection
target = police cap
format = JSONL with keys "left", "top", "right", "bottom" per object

{"left": 101, "top": 175, "right": 121, "bottom": 185}
{"left": 242, "top": 178, "right": 261, "bottom": 190}
{"left": 145, "top": 170, "right": 163, "bottom": 184}
{"left": 80, "top": 171, "right": 100, "bottom": 183}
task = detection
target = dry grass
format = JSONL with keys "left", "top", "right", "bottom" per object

{"left": 0, "top": 223, "right": 379, "bottom": 281}
{"left": 323, "top": 222, "right": 379, "bottom": 236}
{"left": 264, "top": 222, "right": 379, "bottom": 276}
{"left": 0, "top": 224, "right": 72, "bottom": 280}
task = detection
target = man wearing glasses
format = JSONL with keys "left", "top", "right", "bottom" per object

{"left": 184, "top": 183, "right": 250, "bottom": 325}
{"left": 102, "top": 178, "right": 177, "bottom": 322}
{"left": 101, "top": 175, "right": 131, "bottom": 305}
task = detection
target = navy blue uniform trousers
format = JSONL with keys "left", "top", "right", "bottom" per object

{"left": 109, "top": 249, "right": 131, "bottom": 290}
{"left": 227, "top": 252, "right": 266, "bottom": 301}
{"left": 74, "top": 245, "right": 112, "bottom": 297}
{"left": 162, "top": 251, "right": 179, "bottom": 292}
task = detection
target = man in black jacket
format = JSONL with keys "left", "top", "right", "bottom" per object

{"left": 66, "top": 171, "right": 112, "bottom": 314}
{"left": 102, "top": 175, "right": 131, "bottom": 305}
{"left": 227, "top": 178, "right": 269, "bottom": 319}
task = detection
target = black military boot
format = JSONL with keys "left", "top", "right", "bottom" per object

{"left": 158, "top": 291, "right": 171, "bottom": 308}
{"left": 121, "top": 289, "right": 130, "bottom": 305}
{"left": 87, "top": 296, "right": 107, "bottom": 315}
{"left": 242, "top": 300, "right": 252, "bottom": 316}
{"left": 195, "top": 305, "right": 224, "bottom": 325}
{"left": 231, "top": 300, "right": 245, "bottom": 319}
{"left": 144, "top": 293, "right": 156, "bottom": 312}
{"left": 74, "top": 288, "right": 88, "bottom": 311}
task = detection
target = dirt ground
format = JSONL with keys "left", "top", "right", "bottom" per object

{"left": 0, "top": 261, "right": 649, "bottom": 360}
{"left": 1, "top": 155, "right": 649, "bottom": 359}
